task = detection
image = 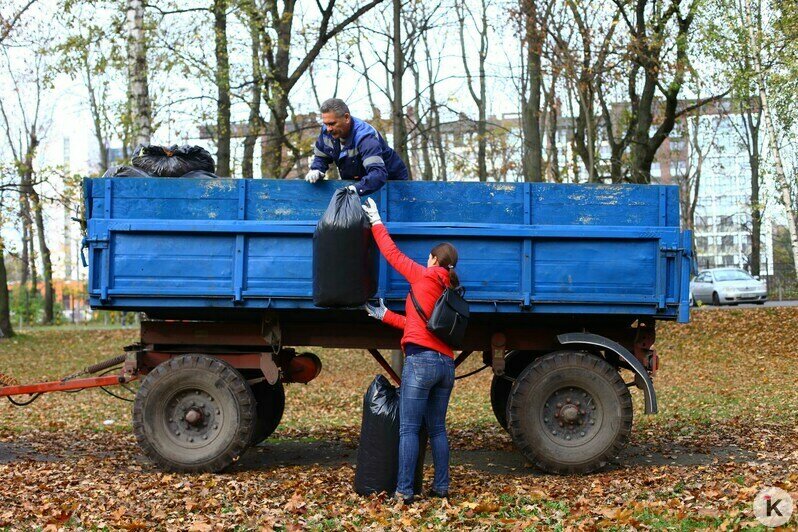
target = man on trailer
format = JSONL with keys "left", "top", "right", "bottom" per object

{"left": 305, "top": 98, "right": 408, "bottom": 195}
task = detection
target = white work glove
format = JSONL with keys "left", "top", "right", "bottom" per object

{"left": 305, "top": 169, "right": 324, "bottom": 183}
{"left": 346, "top": 184, "right": 358, "bottom": 194}
{"left": 364, "top": 299, "right": 387, "bottom": 320}
{"left": 362, "top": 197, "right": 382, "bottom": 226}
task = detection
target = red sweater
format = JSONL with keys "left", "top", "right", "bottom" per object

{"left": 372, "top": 224, "right": 454, "bottom": 358}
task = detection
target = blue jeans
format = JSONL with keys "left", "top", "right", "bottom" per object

{"left": 396, "top": 351, "right": 455, "bottom": 496}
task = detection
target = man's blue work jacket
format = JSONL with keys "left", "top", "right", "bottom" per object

{"left": 310, "top": 116, "right": 408, "bottom": 195}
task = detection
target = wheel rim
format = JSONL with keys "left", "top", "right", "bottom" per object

{"left": 162, "top": 387, "right": 225, "bottom": 449}
{"left": 541, "top": 386, "right": 603, "bottom": 448}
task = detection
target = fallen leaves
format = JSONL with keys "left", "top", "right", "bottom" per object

{"left": 0, "top": 309, "right": 796, "bottom": 528}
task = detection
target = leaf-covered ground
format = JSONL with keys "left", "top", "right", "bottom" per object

{"left": 0, "top": 308, "right": 797, "bottom": 530}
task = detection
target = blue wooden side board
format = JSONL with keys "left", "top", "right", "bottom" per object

{"left": 83, "top": 178, "right": 692, "bottom": 322}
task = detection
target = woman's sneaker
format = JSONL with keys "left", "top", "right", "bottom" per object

{"left": 394, "top": 491, "right": 415, "bottom": 505}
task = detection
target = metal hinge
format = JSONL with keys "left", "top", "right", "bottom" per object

{"left": 660, "top": 246, "right": 684, "bottom": 254}
{"left": 80, "top": 236, "right": 109, "bottom": 267}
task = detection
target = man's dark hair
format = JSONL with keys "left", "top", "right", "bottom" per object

{"left": 320, "top": 98, "right": 350, "bottom": 117}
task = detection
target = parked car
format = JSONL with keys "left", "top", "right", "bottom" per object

{"left": 690, "top": 267, "right": 767, "bottom": 306}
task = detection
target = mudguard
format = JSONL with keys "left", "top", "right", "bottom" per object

{"left": 557, "top": 332, "right": 658, "bottom": 414}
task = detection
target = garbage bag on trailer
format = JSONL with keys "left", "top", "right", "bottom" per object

{"left": 102, "top": 165, "right": 150, "bottom": 178}
{"left": 354, "top": 375, "right": 426, "bottom": 496}
{"left": 313, "top": 187, "right": 377, "bottom": 307}
{"left": 131, "top": 144, "right": 215, "bottom": 177}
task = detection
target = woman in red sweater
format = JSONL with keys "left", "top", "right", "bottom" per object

{"left": 361, "top": 198, "right": 459, "bottom": 503}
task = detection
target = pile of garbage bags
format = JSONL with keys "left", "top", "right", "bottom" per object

{"left": 103, "top": 144, "right": 218, "bottom": 178}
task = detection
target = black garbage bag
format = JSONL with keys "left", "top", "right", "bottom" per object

{"left": 131, "top": 144, "right": 215, "bottom": 177}
{"left": 102, "top": 165, "right": 150, "bottom": 178}
{"left": 313, "top": 187, "right": 377, "bottom": 307}
{"left": 354, "top": 375, "right": 427, "bottom": 496}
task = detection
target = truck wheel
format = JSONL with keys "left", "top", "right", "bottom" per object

{"left": 490, "top": 375, "right": 512, "bottom": 430}
{"left": 489, "top": 351, "right": 529, "bottom": 431}
{"left": 506, "top": 351, "right": 632, "bottom": 475}
{"left": 250, "top": 380, "right": 285, "bottom": 445}
{"left": 133, "top": 354, "right": 256, "bottom": 473}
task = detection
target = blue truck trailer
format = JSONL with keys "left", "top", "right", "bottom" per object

{"left": 75, "top": 177, "right": 692, "bottom": 474}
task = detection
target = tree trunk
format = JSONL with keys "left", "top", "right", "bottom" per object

{"left": 749, "top": 113, "right": 761, "bottom": 276}
{"left": 477, "top": 0, "right": 488, "bottom": 182}
{"left": 521, "top": 0, "right": 543, "bottom": 182}
{"left": 759, "top": 87, "right": 798, "bottom": 276}
{"left": 422, "top": 33, "right": 446, "bottom": 181}
{"left": 477, "top": 100, "right": 487, "bottom": 182}
{"left": 63, "top": 200, "right": 73, "bottom": 279}
{"left": 21, "top": 132, "right": 53, "bottom": 323}
{"left": 392, "top": 0, "right": 408, "bottom": 175}
{"left": 84, "top": 54, "right": 109, "bottom": 173}
{"left": 126, "top": 0, "right": 151, "bottom": 147}
{"left": 214, "top": 0, "right": 231, "bottom": 177}
{"left": 30, "top": 185, "right": 53, "bottom": 324}
{"left": 546, "top": 76, "right": 560, "bottom": 182}
{"left": 27, "top": 223, "right": 37, "bottom": 295}
{"left": 18, "top": 197, "right": 31, "bottom": 288}
{"left": 411, "top": 67, "right": 433, "bottom": 181}
{"left": 262, "top": 93, "right": 288, "bottom": 179}
{"left": 432, "top": 104, "right": 446, "bottom": 181}
{"left": 0, "top": 238, "right": 13, "bottom": 338}
{"left": 628, "top": 71, "right": 657, "bottom": 184}
{"left": 242, "top": 1, "right": 262, "bottom": 179}
{"left": 258, "top": 0, "right": 383, "bottom": 178}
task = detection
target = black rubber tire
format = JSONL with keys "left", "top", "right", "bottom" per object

{"left": 490, "top": 375, "right": 513, "bottom": 430}
{"left": 133, "top": 354, "right": 256, "bottom": 473}
{"left": 489, "top": 351, "right": 531, "bottom": 431}
{"left": 712, "top": 292, "right": 721, "bottom": 306}
{"left": 250, "top": 380, "right": 286, "bottom": 446}
{"left": 506, "top": 351, "right": 632, "bottom": 475}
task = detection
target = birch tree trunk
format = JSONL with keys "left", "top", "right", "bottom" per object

{"left": 126, "top": 0, "right": 151, "bottom": 147}
{"left": 746, "top": 0, "right": 798, "bottom": 277}
{"left": 18, "top": 195, "right": 31, "bottom": 288}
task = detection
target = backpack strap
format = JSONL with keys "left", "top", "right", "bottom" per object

{"left": 409, "top": 287, "right": 429, "bottom": 323}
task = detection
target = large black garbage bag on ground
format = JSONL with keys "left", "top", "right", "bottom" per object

{"left": 102, "top": 165, "right": 150, "bottom": 177}
{"left": 313, "top": 187, "right": 377, "bottom": 307}
{"left": 131, "top": 144, "right": 215, "bottom": 177}
{"left": 354, "top": 375, "right": 426, "bottom": 496}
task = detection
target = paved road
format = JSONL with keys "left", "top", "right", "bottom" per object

{"left": 693, "top": 299, "right": 798, "bottom": 310}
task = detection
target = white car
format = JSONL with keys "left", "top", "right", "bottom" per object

{"left": 690, "top": 268, "right": 767, "bottom": 306}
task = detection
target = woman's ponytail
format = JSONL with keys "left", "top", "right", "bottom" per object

{"left": 430, "top": 243, "right": 460, "bottom": 288}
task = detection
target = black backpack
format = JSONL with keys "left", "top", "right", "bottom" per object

{"left": 410, "top": 280, "right": 470, "bottom": 349}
